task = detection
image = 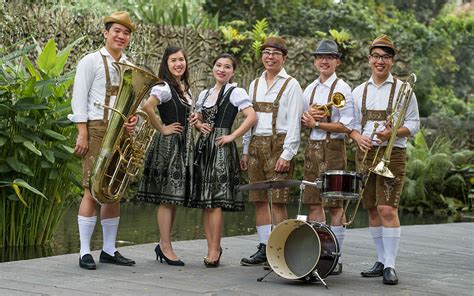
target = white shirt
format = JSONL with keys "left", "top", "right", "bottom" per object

{"left": 68, "top": 47, "right": 130, "bottom": 123}
{"left": 352, "top": 73, "right": 420, "bottom": 148}
{"left": 242, "top": 68, "right": 304, "bottom": 160}
{"left": 150, "top": 82, "right": 192, "bottom": 105}
{"left": 303, "top": 73, "right": 354, "bottom": 140}
{"left": 196, "top": 83, "right": 252, "bottom": 111}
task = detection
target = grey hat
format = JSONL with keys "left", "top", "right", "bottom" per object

{"left": 313, "top": 39, "right": 342, "bottom": 57}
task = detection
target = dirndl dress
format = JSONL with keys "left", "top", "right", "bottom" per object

{"left": 189, "top": 84, "right": 251, "bottom": 211}
{"left": 137, "top": 83, "right": 192, "bottom": 205}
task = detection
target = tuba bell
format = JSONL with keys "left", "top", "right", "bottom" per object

{"left": 90, "top": 62, "right": 164, "bottom": 204}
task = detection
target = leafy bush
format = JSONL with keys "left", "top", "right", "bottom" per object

{"left": 0, "top": 38, "right": 82, "bottom": 247}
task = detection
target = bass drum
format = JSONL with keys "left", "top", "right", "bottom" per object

{"left": 267, "top": 219, "right": 339, "bottom": 281}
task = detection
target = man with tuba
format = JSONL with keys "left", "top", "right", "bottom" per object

{"left": 68, "top": 11, "right": 138, "bottom": 270}
{"left": 350, "top": 35, "right": 420, "bottom": 285}
{"left": 300, "top": 39, "right": 354, "bottom": 275}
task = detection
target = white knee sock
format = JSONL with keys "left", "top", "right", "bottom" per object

{"left": 256, "top": 225, "right": 271, "bottom": 245}
{"left": 331, "top": 226, "right": 346, "bottom": 262}
{"left": 370, "top": 226, "right": 385, "bottom": 264}
{"left": 78, "top": 215, "right": 96, "bottom": 258}
{"left": 101, "top": 217, "right": 120, "bottom": 256}
{"left": 382, "top": 227, "right": 401, "bottom": 268}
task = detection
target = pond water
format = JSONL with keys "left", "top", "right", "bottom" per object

{"left": 0, "top": 200, "right": 456, "bottom": 263}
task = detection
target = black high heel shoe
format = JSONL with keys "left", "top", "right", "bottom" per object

{"left": 204, "top": 247, "right": 222, "bottom": 268}
{"left": 155, "top": 244, "right": 185, "bottom": 266}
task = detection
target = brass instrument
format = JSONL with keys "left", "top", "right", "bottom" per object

{"left": 341, "top": 73, "right": 417, "bottom": 225}
{"left": 372, "top": 73, "right": 417, "bottom": 178}
{"left": 342, "top": 122, "right": 379, "bottom": 226}
{"left": 311, "top": 92, "right": 346, "bottom": 116}
{"left": 90, "top": 62, "right": 164, "bottom": 204}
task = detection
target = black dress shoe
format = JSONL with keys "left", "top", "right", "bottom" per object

{"left": 155, "top": 244, "right": 185, "bottom": 266}
{"left": 240, "top": 243, "right": 267, "bottom": 266}
{"left": 330, "top": 262, "right": 343, "bottom": 275}
{"left": 361, "top": 261, "right": 384, "bottom": 277}
{"left": 99, "top": 251, "right": 135, "bottom": 266}
{"left": 79, "top": 254, "right": 96, "bottom": 270}
{"left": 204, "top": 247, "right": 223, "bottom": 268}
{"left": 383, "top": 267, "right": 399, "bottom": 285}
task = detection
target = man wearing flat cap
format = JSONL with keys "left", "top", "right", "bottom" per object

{"left": 350, "top": 35, "right": 420, "bottom": 285}
{"left": 240, "top": 36, "right": 304, "bottom": 266}
{"left": 300, "top": 39, "right": 354, "bottom": 275}
{"left": 68, "top": 11, "right": 137, "bottom": 270}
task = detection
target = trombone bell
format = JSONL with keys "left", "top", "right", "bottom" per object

{"left": 371, "top": 159, "right": 395, "bottom": 178}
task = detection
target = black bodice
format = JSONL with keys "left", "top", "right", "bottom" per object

{"left": 202, "top": 86, "right": 238, "bottom": 129}
{"left": 157, "top": 87, "right": 190, "bottom": 126}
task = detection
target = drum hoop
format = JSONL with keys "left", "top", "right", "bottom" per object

{"left": 324, "top": 170, "right": 358, "bottom": 176}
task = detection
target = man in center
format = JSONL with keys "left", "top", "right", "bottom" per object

{"left": 300, "top": 39, "right": 354, "bottom": 275}
{"left": 240, "top": 36, "right": 304, "bottom": 266}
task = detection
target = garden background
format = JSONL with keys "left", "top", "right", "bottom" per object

{"left": 0, "top": 0, "right": 472, "bottom": 251}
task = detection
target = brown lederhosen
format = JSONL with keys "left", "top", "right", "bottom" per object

{"left": 303, "top": 78, "right": 345, "bottom": 207}
{"left": 247, "top": 77, "right": 294, "bottom": 203}
{"left": 81, "top": 54, "right": 119, "bottom": 188}
{"left": 356, "top": 79, "right": 406, "bottom": 208}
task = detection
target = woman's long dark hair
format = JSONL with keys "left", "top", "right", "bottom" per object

{"left": 158, "top": 46, "right": 190, "bottom": 102}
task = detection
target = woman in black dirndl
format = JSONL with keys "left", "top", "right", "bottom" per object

{"left": 137, "top": 46, "right": 192, "bottom": 266}
{"left": 189, "top": 53, "right": 257, "bottom": 267}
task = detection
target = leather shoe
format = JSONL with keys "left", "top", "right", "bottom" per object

{"left": 383, "top": 267, "right": 399, "bottom": 285}
{"left": 361, "top": 261, "right": 384, "bottom": 277}
{"left": 240, "top": 243, "right": 267, "bottom": 266}
{"left": 79, "top": 254, "right": 96, "bottom": 270}
{"left": 330, "top": 262, "right": 343, "bottom": 275}
{"left": 99, "top": 251, "right": 135, "bottom": 266}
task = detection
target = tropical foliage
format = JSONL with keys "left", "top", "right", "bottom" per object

{"left": 402, "top": 131, "right": 473, "bottom": 215}
{"left": 0, "top": 38, "right": 82, "bottom": 247}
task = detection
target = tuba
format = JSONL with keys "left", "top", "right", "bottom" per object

{"left": 90, "top": 62, "right": 164, "bottom": 204}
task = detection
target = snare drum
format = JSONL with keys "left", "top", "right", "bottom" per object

{"left": 321, "top": 170, "right": 362, "bottom": 200}
{"left": 267, "top": 219, "right": 339, "bottom": 281}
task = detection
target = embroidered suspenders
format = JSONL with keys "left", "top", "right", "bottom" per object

{"left": 308, "top": 78, "right": 339, "bottom": 141}
{"left": 100, "top": 54, "right": 119, "bottom": 123}
{"left": 361, "top": 79, "right": 398, "bottom": 130}
{"left": 252, "top": 77, "right": 293, "bottom": 136}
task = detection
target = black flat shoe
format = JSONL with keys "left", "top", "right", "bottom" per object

{"left": 383, "top": 267, "right": 399, "bottom": 285}
{"left": 99, "top": 251, "right": 135, "bottom": 266}
{"left": 361, "top": 261, "right": 384, "bottom": 277}
{"left": 204, "top": 247, "right": 222, "bottom": 268}
{"left": 240, "top": 243, "right": 267, "bottom": 266}
{"left": 79, "top": 254, "right": 96, "bottom": 270}
{"left": 155, "top": 244, "right": 185, "bottom": 266}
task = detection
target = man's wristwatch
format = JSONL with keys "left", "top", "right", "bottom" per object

{"left": 314, "top": 121, "right": 320, "bottom": 129}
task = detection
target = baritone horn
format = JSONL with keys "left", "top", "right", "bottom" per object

{"left": 372, "top": 73, "right": 417, "bottom": 178}
{"left": 90, "top": 62, "right": 164, "bottom": 204}
{"left": 311, "top": 92, "right": 345, "bottom": 116}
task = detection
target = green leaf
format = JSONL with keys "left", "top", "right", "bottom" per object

{"left": 42, "top": 148, "right": 55, "bottom": 163}
{"left": 23, "top": 141, "right": 42, "bottom": 156}
{"left": 0, "top": 136, "right": 7, "bottom": 146}
{"left": 13, "top": 179, "right": 47, "bottom": 200}
{"left": 52, "top": 36, "right": 86, "bottom": 77}
{"left": 60, "top": 144, "right": 75, "bottom": 154}
{"left": 16, "top": 117, "right": 38, "bottom": 126}
{"left": 37, "top": 39, "right": 57, "bottom": 74}
{"left": 14, "top": 102, "right": 49, "bottom": 111}
{"left": 13, "top": 135, "right": 27, "bottom": 143}
{"left": 23, "top": 53, "right": 41, "bottom": 80}
{"left": 43, "top": 129, "right": 67, "bottom": 141}
{"left": 6, "top": 157, "right": 34, "bottom": 176}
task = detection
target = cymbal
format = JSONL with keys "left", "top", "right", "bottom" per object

{"left": 239, "top": 179, "right": 302, "bottom": 191}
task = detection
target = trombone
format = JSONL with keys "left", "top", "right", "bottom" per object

{"left": 342, "top": 73, "right": 417, "bottom": 226}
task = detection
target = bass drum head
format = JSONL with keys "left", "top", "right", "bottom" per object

{"left": 267, "top": 220, "right": 321, "bottom": 280}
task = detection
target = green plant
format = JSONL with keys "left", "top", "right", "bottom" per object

{"left": 0, "top": 38, "right": 82, "bottom": 247}
{"left": 402, "top": 131, "right": 472, "bottom": 215}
